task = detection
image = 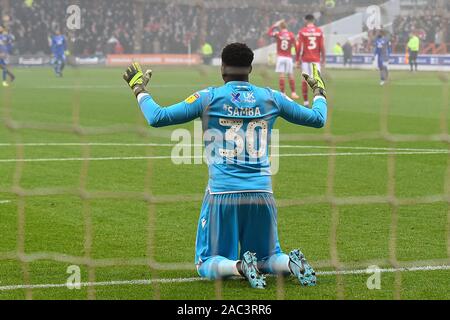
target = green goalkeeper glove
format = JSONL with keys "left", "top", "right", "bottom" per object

{"left": 302, "top": 63, "right": 326, "bottom": 98}
{"left": 123, "top": 62, "right": 153, "bottom": 97}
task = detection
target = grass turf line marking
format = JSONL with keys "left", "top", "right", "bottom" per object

{"left": 32, "top": 84, "right": 214, "bottom": 90}
{"left": 26, "top": 82, "right": 450, "bottom": 89}
{"left": 0, "top": 151, "right": 448, "bottom": 163}
{"left": 0, "top": 143, "right": 447, "bottom": 153}
{"left": 0, "top": 265, "right": 449, "bottom": 291}
{"left": 0, "top": 200, "right": 11, "bottom": 204}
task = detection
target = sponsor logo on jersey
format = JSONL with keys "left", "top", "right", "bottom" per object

{"left": 243, "top": 92, "right": 256, "bottom": 103}
{"left": 301, "top": 32, "right": 322, "bottom": 37}
{"left": 231, "top": 92, "right": 241, "bottom": 103}
{"left": 185, "top": 93, "right": 200, "bottom": 104}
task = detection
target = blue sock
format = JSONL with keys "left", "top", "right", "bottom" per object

{"left": 2, "top": 69, "right": 6, "bottom": 81}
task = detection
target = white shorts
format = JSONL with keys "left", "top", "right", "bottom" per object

{"left": 275, "top": 56, "right": 294, "bottom": 74}
{"left": 301, "top": 62, "right": 321, "bottom": 76}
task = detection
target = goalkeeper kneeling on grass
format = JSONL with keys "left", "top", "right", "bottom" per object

{"left": 123, "top": 43, "right": 327, "bottom": 289}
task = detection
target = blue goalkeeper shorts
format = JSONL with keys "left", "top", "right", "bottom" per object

{"left": 195, "top": 191, "right": 282, "bottom": 266}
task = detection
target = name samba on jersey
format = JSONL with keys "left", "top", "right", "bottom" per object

{"left": 224, "top": 105, "right": 261, "bottom": 117}
{"left": 188, "top": 89, "right": 262, "bottom": 117}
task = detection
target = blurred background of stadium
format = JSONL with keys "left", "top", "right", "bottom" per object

{"left": 0, "top": 0, "right": 449, "bottom": 300}
{"left": 0, "top": 0, "right": 449, "bottom": 67}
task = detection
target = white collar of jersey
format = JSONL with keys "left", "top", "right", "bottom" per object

{"left": 225, "top": 81, "right": 251, "bottom": 86}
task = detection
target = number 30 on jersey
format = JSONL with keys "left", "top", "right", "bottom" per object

{"left": 218, "top": 118, "right": 268, "bottom": 159}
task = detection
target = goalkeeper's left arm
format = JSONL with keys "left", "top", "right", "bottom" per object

{"left": 123, "top": 63, "right": 208, "bottom": 127}
{"left": 276, "top": 63, "right": 327, "bottom": 128}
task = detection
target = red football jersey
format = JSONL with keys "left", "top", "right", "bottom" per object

{"left": 267, "top": 26, "right": 296, "bottom": 58}
{"left": 297, "top": 24, "right": 324, "bottom": 63}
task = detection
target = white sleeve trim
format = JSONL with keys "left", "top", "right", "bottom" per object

{"left": 313, "top": 96, "right": 326, "bottom": 102}
{"left": 137, "top": 93, "right": 150, "bottom": 103}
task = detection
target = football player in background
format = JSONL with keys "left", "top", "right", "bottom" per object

{"left": 373, "top": 30, "right": 391, "bottom": 85}
{"left": 50, "top": 29, "right": 68, "bottom": 77}
{"left": 407, "top": 32, "right": 420, "bottom": 72}
{"left": 267, "top": 20, "right": 299, "bottom": 99}
{"left": 0, "top": 26, "right": 15, "bottom": 87}
{"left": 123, "top": 43, "right": 328, "bottom": 289}
{"left": 296, "top": 14, "right": 325, "bottom": 107}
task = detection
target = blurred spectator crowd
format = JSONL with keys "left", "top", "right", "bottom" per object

{"left": 391, "top": 10, "right": 449, "bottom": 52}
{"left": 0, "top": 0, "right": 343, "bottom": 56}
{"left": 0, "top": 0, "right": 448, "bottom": 56}
{"left": 2, "top": 0, "right": 136, "bottom": 55}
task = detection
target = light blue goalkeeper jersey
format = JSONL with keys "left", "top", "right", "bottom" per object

{"left": 137, "top": 81, "right": 327, "bottom": 194}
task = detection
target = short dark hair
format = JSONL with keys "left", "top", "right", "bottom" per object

{"left": 305, "top": 14, "right": 315, "bottom": 22}
{"left": 221, "top": 43, "right": 254, "bottom": 67}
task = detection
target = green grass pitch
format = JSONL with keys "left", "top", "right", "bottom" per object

{"left": 0, "top": 66, "right": 449, "bottom": 300}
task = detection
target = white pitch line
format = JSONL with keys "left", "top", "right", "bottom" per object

{"left": 317, "top": 264, "right": 450, "bottom": 276}
{"left": 0, "top": 142, "right": 179, "bottom": 147}
{"left": 0, "top": 277, "right": 207, "bottom": 291}
{"left": 24, "top": 81, "right": 450, "bottom": 89}
{"left": 0, "top": 143, "right": 447, "bottom": 153}
{"left": 0, "top": 200, "right": 11, "bottom": 204}
{"left": 0, "top": 151, "right": 448, "bottom": 163}
{"left": 0, "top": 265, "right": 448, "bottom": 291}
{"left": 32, "top": 84, "right": 213, "bottom": 90}
{"left": 392, "top": 82, "right": 449, "bottom": 87}
{"left": 278, "top": 151, "right": 449, "bottom": 157}
{"left": 278, "top": 145, "right": 448, "bottom": 152}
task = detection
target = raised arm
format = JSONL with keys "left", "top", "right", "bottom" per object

{"left": 276, "top": 63, "right": 327, "bottom": 128}
{"left": 137, "top": 92, "right": 206, "bottom": 127}
{"left": 267, "top": 20, "right": 282, "bottom": 37}
{"left": 275, "top": 92, "right": 327, "bottom": 128}
{"left": 267, "top": 25, "right": 277, "bottom": 37}
{"left": 123, "top": 62, "right": 208, "bottom": 127}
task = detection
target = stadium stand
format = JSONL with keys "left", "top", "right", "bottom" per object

{"left": 391, "top": 11, "right": 449, "bottom": 54}
{"left": 0, "top": 0, "right": 387, "bottom": 56}
{"left": 5, "top": 0, "right": 135, "bottom": 55}
{"left": 0, "top": 0, "right": 448, "bottom": 55}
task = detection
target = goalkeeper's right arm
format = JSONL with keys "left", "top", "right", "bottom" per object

{"left": 136, "top": 93, "right": 206, "bottom": 128}
{"left": 123, "top": 63, "right": 208, "bottom": 127}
